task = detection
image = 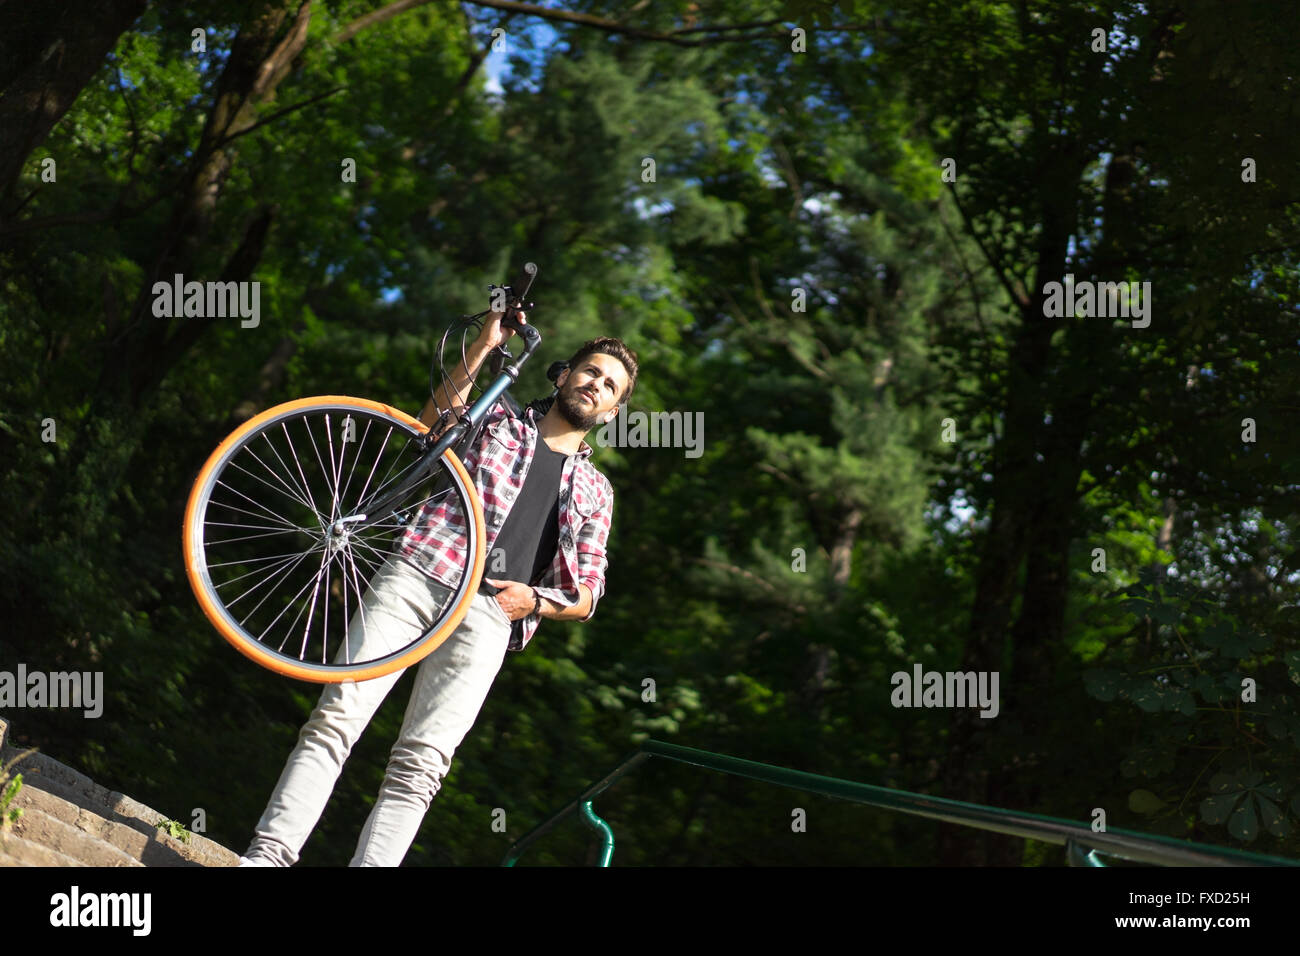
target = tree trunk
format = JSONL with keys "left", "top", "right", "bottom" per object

{"left": 800, "top": 505, "right": 861, "bottom": 718}
{"left": 0, "top": 0, "right": 147, "bottom": 212}
{"left": 937, "top": 132, "right": 1087, "bottom": 863}
{"left": 984, "top": 413, "right": 1088, "bottom": 865}
{"left": 96, "top": 1, "right": 311, "bottom": 412}
{"left": 43, "top": 3, "right": 310, "bottom": 521}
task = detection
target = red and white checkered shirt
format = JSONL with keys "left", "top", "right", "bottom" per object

{"left": 396, "top": 399, "right": 613, "bottom": 652}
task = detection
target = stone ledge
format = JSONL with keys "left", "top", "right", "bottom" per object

{"left": 0, "top": 714, "right": 239, "bottom": 867}
{"left": 0, "top": 831, "right": 87, "bottom": 867}
{"left": 8, "top": 804, "right": 143, "bottom": 867}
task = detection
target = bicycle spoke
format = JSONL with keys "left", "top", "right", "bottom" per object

{"left": 367, "top": 435, "right": 417, "bottom": 504}
{"left": 302, "top": 415, "right": 339, "bottom": 526}
{"left": 212, "top": 477, "right": 315, "bottom": 535}
{"left": 207, "top": 527, "right": 312, "bottom": 547}
{"left": 205, "top": 512, "right": 311, "bottom": 537}
{"left": 324, "top": 412, "right": 343, "bottom": 527}
{"left": 207, "top": 549, "right": 318, "bottom": 571}
{"left": 352, "top": 424, "right": 397, "bottom": 514}
{"left": 338, "top": 543, "right": 351, "bottom": 665}
{"left": 238, "top": 549, "right": 335, "bottom": 651}
{"left": 337, "top": 415, "right": 375, "bottom": 515}
{"left": 344, "top": 539, "right": 386, "bottom": 578}
{"left": 225, "top": 456, "right": 317, "bottom": 520}
{"left": 261, "top": 430, "right": 315, "bottom": 514}
{"left": 296, "top": 546, "right": 335, "bottom": 661}
{"left": 322, "top": 553, "right": 331, "bottom": 664}
{"left": 266, "top": 555, "right": 337, "bottom": 655}
{"left": 235, "top": 443, "right": 317, "bottom": 515}
{"left": 359, "top": 487, "right": 454, "bottom": 532}
{"left": 206, "top": 495, "right": 312, "bottom": 534}
{"left": 319, "top": 548, "right": 350, "bottom": 663}
{"left": 282, "top": 419, "right": 324, "bottom": 522}
{"left": 340, "top": 545, "right": 371, "bottom": 666}
{"left": 224, "top": 542, "right": 326, "bottom": 611}
{"left": 347, "top": 527, "right": 400, "bottom": 567}
{"left": 360, "top": 440, "right": 430, "bottom": 512}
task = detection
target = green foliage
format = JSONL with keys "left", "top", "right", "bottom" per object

{"left": 1, "top": 0, "right": 1297, "bottom": 867}
{"left": 1, "top": 776, "right": 24, "bottom": 829}
{"left": 155, "top": 818, "right": 192, "bottom": 844}
{"left": 1083, "top": 570, "right": 1300, "bottom": 850}
{"left": 0, "top": 749, "right": 38, "bottom": 833}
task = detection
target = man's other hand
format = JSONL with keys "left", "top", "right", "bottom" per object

{"left": 483, "top": 578, "right": 535, "bottom": 621}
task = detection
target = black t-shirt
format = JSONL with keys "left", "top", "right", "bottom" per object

{"left": 489, "top": 433, "right": 566, "bottom": 588}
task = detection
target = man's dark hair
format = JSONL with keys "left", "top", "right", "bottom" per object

{"left": 566, "top": 337, "right": 638, "bottom": 406}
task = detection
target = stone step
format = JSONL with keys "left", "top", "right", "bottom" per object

{"left": 11, "top": 783, "right": 202, "bottom": 866}
{"left": 7, "top": 803, "right": 143, "bottom": 867}
{"left": 0, "top": 830, "right": 87, "bottom": 867}
{"left": 5, "top": 752, "right": 238, "bottom": 867}
{"left": 0, "top": 716, "right": 239, "bottom": 867}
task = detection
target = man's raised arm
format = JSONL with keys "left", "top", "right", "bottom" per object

{"left": 419, "top": 308, "right": 527, "bottom": 434}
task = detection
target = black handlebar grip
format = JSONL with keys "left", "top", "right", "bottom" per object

{"left": 511, "top": 261, "right": 538, "bottom": 302}
{"left": 500, "top": 261, "right": 538, "bottom": 332}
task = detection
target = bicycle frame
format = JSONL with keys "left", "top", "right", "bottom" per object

{"left": 342, "top": 318, "right": 544, "bottom": 534}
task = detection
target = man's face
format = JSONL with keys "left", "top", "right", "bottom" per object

{"left": 555, "top": 353, "right": 629, "bottom": 431}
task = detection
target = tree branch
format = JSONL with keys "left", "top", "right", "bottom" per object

{"left": 747, "top": 255, "right": 830, "bottom": 381}
{"left": 214, "top": 85, "right": 345, "bottom": 149}
{"left": 456, "top": 1, "right": 879, "bottom": 47}
{"left": 336, "top": 0, "right": 433, "bottom": 43}
{"left": 945, "top": 179, "right": 1029, "bottom": 310}
{"left": 690, "top": 556, "right": 807, "bottom": 615}
{"left": 0, "top": 183, "right": 172, "bottom": 240}
{"left": 938, "top": 198, "right": 999, "bottom": 388}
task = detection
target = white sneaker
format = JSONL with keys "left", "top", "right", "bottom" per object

{"left": 237, "top": 855, "right": 273, "bottom": 866}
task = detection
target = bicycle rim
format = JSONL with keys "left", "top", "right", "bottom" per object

{"left": 182, "top": 396, "right": 486, "bottom": 682}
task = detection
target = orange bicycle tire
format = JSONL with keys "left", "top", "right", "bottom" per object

{"left": 182, "top": 395, "right": 486, "bottom": 683}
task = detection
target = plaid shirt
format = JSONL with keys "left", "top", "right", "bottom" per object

{"left": 396, "top": 399, "right": 613, "bottom": 652}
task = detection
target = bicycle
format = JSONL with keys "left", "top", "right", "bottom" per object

{"left": 182, "top": 263, "right": 552, "bottom": 684}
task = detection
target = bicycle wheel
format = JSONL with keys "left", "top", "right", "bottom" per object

{"left": 182, "top": 396, "right": 486, "bottom": 683}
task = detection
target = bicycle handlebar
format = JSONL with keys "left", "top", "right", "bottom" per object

{"left": 495, "top": 261, "right": 538, "bottom": 334}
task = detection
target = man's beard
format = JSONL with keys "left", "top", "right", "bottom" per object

{"left": 554, "top": 384, "right": 602, "bottom": 430}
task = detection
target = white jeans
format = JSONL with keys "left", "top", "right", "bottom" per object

{"left": 243, "top": 555, "right": 513, "bottom": 866}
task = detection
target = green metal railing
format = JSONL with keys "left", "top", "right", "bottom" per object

{"left": 500, "top": 739, "right": 1300, "bottom": 867}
